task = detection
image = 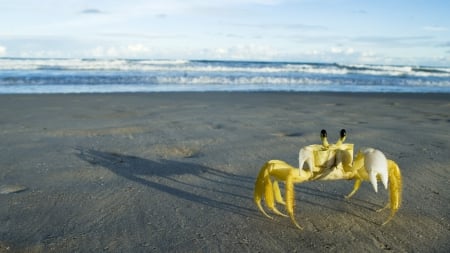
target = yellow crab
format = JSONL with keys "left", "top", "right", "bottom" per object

{"left": 254, "top": 129, "right": 402, "bottom": 229}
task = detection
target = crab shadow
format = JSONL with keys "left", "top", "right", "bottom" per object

{"left": 292, "top": 184, "right": 389, "bottom": 225}
{"left": 75, "top": 148, "right": 256, "bottom": 217}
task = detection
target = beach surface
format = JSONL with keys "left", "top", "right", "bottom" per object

{"left": 0, "top": 92, "right": 449, "bottom": 252}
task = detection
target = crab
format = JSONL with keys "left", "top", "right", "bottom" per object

{"left": 254, "top": 129, "right": 402, "bottom": 229}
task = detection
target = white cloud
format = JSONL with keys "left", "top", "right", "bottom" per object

{"left": 91, "top": 46, "right": 120, "bottom": 58}
{"left": 204, "top": 44, "right": 279, "bottom": 60}
{"left": 0, "top": 45, "right": 6, "bottom": 56}
{"left": 18, "top": 49, "right": 67, "bottom": 58}
{"left": 293, "top": 47, "right": 391, "bottom": 65}
{"left": 86, "top": 43, "right": 280, "bottom": 60}
{"left": 330, "top": 47, "right": 356, "bottom": 55}
{"left": 127, "top": 44, "right": 151, "bottom": 53}
{"left": 90, "top": 44, "right": 153, "bottom": 58}
{"left": 303, "top": 49, "right": 320, "bottom": 56}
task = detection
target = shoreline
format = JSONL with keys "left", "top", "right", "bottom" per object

{"left": 1, "top": 92, "right": 449, "bottom": 252}
{"left": 1, "top": 90, "right": 449, "bottom": 94}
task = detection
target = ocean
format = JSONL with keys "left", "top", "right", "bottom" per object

{"left": 0, "top": 58, "right": 449, "bottom": 94}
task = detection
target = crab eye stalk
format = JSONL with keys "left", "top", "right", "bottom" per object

{"left": 320, "top": 129, "right": 329, "bottom": 148}
{"left": 336, "top": 129, "right": 347, "bottom": 145}
{"left": 320, "top": 129, "right": 327, "bottom": 138}
{"left": 340, "top": 129, "right": 347, "bottom": 138}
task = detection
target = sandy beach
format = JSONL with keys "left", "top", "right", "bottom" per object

{"left": 0, "top": 92, "right": 449, "bottom": 252}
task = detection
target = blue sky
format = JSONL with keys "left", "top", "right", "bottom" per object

{"left": 1, "top": 0, "right": 449, "bottom": 66}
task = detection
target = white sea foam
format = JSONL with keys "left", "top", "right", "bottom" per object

{"left": 0, "top": 58, "right": 449, "bottom": 93}
{"left": 0, "top": 58, "right": 448, "bottom": 77}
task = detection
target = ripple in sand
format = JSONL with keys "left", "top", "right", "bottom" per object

{"left": 170, "top": 147, "right": 202, "bottom": 158}
{"left": 155, "top": 146, "right": 202, "bottom": 158}
{"left": 0, "top": 184, "right": 28, "bottom": 194}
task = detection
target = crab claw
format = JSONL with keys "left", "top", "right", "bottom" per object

{"left": 362, "top": 148, "right": 388, "bottom": 193}
{"left": 299, "top": 147, "right": 315, "bottom": 173}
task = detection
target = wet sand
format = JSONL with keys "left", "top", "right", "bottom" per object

{"left": 0, "top": 92, "right": 449, "bottom": 252}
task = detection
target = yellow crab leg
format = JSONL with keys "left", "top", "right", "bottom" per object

{"left": 345, "top": 159, "right": 402, "bottom": 225}
{"left": 264, "top": 175, "right": 287, "bottom": 217}
{"left": 381, "top": 160, "right": 402, "bottom": 225}
{"left": 345, "top": 178, "right": 362, "bottom": 199}
{"left": 254, "top": 162, "right": 272, "bottom": 219}
{"left": 285, "top": 170, "right": 303, "bottom": 229}
{"left": 254, "top": 160, "right": 310, "bottom": 228}
{"left": 254, "top": 161, "right": 288, "bottom": 219}
{"left": 273, "top": 181, "right": 286, "bottom": 205}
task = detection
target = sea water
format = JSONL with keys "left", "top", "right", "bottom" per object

{"left": 0, "top": 58, "right": 449, "bottom": 93}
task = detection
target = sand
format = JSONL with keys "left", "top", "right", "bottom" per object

{"left": 0, "top": 92, "right": 449, "bottom": 252}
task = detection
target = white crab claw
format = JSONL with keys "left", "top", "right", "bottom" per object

{"left": 362, "top": 148, "right": 388, "bottom": 193}
{"left": 299, "top": 147, "right": 314, "bottom": 173}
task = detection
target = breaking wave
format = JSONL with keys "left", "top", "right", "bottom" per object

{"left": 0, "top": 58, "right": 449, "bottom": 93}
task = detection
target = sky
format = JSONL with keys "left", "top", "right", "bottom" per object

{"left": 0, "top": 0, "right": 449, "bottom": 66}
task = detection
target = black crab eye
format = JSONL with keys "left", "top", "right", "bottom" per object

{"left": 340, "top": 129, "right": 347, "bottom": 138}
{"left": 320, "top": 129, "right": 327, "bottom": 138}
